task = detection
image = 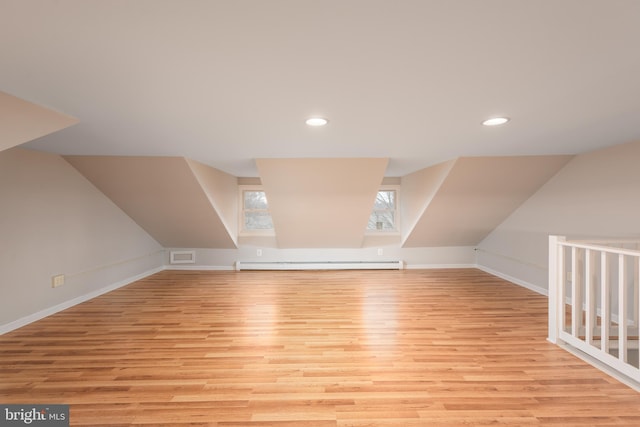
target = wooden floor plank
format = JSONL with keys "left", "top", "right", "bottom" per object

{"left": 2, "top": 269, "right": 640, "bottom": 426}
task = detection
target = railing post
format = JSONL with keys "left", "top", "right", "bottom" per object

{"left": 549, "top": 235, "right": 566, "bottom": 343}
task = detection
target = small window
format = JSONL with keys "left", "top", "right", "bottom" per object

{"left": 367, "top": 189, "right": 397, "bottom": 231}
{"left": 242, "top": 189, "right": 274, "bottom": 232}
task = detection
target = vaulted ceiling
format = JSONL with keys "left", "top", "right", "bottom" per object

{"left": 3, "top": 1, "right": 640, "bottom": 249}
{"left": 64, "top": 156, "right": 238, "bottom": 248}
{"left": 401, "top": 155, "right": 574, "bottom": 247}
{"left": 60, "top": 154, "right": 570, "bottom": 249}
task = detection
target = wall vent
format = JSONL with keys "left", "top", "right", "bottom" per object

{"left": 170, "top": 250, "right": 196, "bottom": 264}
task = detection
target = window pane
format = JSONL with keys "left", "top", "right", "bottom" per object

{"left": 244, "top": 191, "right": 268, "bottom": 210}
{"left": 245, "top": 211, "right": 273, "bottom": 230}
{"left": 368, "top": 211, "right": 395, "bottom": 230}
{"left": 373, "top": 190, "right": 395, "bottom": 210}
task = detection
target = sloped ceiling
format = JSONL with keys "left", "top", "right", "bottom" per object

{"left": 0, "top": 91, "right": 77, "bottom": 153}
{"left": 400, "top": 159, "right": 457, "bottom": 243}
{"left": 186, "top": 158, "right": 239, "bottom": 242}
{"left": 64, "top": 156, "right": 237, "bottom": 248}
{"left": 402, "top": 155, "right": 574, "bottom": 247}
{"left": 256, "top": 158, "right": 388, "bottom": 248}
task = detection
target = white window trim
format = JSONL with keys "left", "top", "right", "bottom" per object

{"left": 365, "top": 185, "right": 401, "bottom": 235}
{"left": 238, "top": 185, "right": 275, "bottom": 236}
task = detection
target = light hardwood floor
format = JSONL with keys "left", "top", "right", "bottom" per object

{"left": 2, "top": 269, "right": 640, "bottom": 426}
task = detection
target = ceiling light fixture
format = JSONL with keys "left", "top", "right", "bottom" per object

{"left": 305, "top": 117, "right": 328, "bottom": 126}
{"left": 482, "top": 117, "right": 510, "bottom": 126}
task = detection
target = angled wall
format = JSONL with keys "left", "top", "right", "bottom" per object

{"left": 402, "top": 156, "right": 573, "bottom": 247}
{"left": 477, "top": 140, "right": 640, "bottom": 293}
{"left": 0, "top": 91, "right": 78, "bottom": 152}
{"left": 65, "top": 156, "right": 238, "bottom": 248}
{"left": 0, "top": 148, "right": 163, "bottom": 330}
{"left": 401, "top": 159, "right": 456, "bottom": 243}
{"left": 186, "top": 158, "right": 239, "bottom": 247}
{"left": 256, "top": 158, "right": 388, "bottom": 248}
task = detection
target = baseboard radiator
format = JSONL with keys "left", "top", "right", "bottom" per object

{"left": 235, "top": 260, "right": 404, "bottom": 271}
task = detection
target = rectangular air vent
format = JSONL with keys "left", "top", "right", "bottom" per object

{"left": 170, "top": 250, "right": 196, "bottom": 264}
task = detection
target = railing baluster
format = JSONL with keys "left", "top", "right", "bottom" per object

{"left": 633, "top": 257, "right": 640, "bottom": 336}
{"left": 601, "top": 252, "right": 610, "bottom": 353}
{"left": 560, "top": 244, "right": 567, "bottom": 334}
{"left": 572, "top": 247, "right": 583, "bottom": 338}
{"left": 585, "top": 249, "right": 594, "bottom": 345}
{"left": 618, "top": 254, "right": 627, "bottom": 363}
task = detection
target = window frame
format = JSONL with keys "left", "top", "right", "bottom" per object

{"left": 238, "top": 186, "right": 275, "bottom": 236}
{"left": 366, "top": 185, "right": 400, "bottom": 234}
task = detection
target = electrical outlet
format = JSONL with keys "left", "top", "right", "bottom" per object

{"left": 377, "top": 248, "right": 383, "bottom": 256}
{"left": 52, "top": 274, "right": 65, "bottom": 288}
{"left": 257, "top": 249, "right": 262, "bottom": 257}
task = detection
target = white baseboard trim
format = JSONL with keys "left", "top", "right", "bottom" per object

{"left": 171, "top": 262, "right": 478, "bottom": 271}
{"left": 0, "top": 266, "right": 164, "bottom": 335}
{"left": 476, "top": 265, "right": 548, "bottom": 296}
{"left": 172, "top": 263, "right": 477, "bottom": 271}
{"left": 166, "top": 265, "right": 235, "bottom": 271}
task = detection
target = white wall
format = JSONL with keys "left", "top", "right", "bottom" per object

{"left": 0, "top": 148, "right": 164, "bottom": 331}
{"left": 165, "top": 246, "right": 477, "bottom": 270}
{"left": 477, "top": 140, "right": 640, "bottom": 293}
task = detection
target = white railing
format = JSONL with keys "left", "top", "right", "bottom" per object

{"left": 549, "top": 235, "right": 640, "bottom": 383}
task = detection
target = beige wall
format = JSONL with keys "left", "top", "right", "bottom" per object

{"left": 186, "top": 159, "right": 238, "bottom": 245}
{"left": 401, "top": 159, "right": 456, "bottom": 243}
{"left": 64, "top": 156, "right": 237, "bottom": 248}
{"left": 477, "top": 140, "right": 640, "bottom": 292}
{"left": 0, "top": 148, "right": 163, "bottom": 329}
{"left": 401, "top": 156, "right": 573, "bottom": 247}
{"left": 256, "top": 158, "right": 388, "bottom": 248}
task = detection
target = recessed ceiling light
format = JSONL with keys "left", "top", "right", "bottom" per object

{"left": 482, "top": 117, "right": 510, "bottom": 126}
{"left": 305, "top": 117, "right": 328, "bottom": 126}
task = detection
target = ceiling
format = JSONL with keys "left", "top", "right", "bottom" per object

{"left": 2, "top": 1, "right": 640, "bottom": 177}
